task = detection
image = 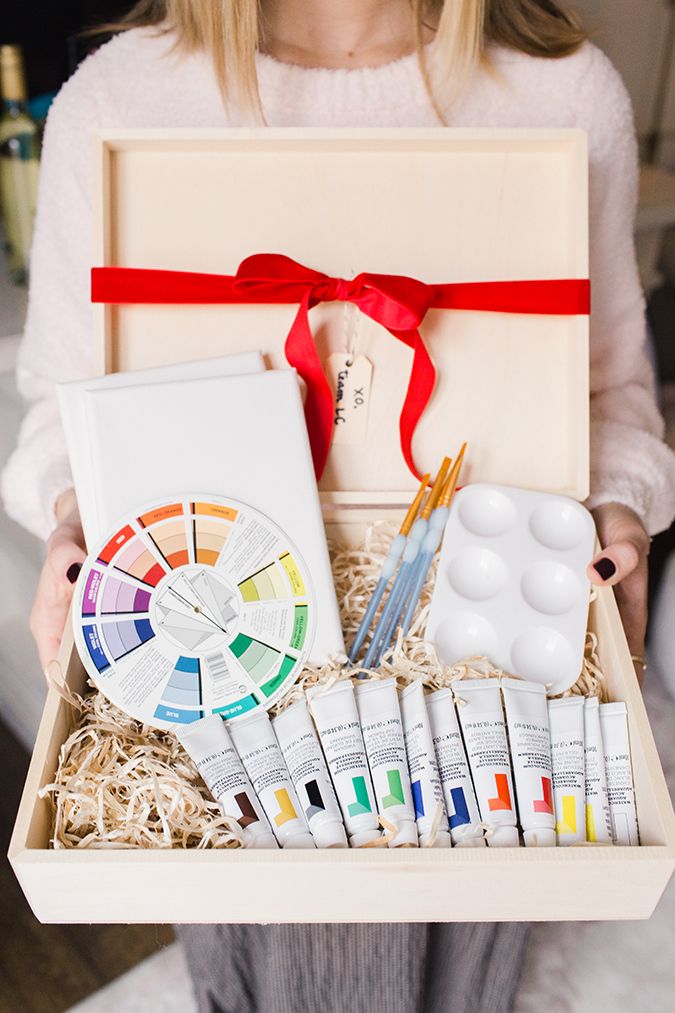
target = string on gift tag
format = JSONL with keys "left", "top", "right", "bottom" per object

{"left": 344, "top": 297, "right": 360, "bottom": 366}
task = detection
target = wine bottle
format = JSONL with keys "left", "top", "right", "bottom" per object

{"left": 0, "top": 45, "right": 40, "bottom": 285}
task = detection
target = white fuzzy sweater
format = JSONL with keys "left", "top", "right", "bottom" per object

{"left": 3, "top": 29, "right": 675, "bottom": 539}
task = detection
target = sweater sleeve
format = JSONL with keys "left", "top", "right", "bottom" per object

{"left": 581, "top": 47, "right": 675, "bottom": 535}
{"left": 0, "top": 52, "right": 107, "bottom": 541}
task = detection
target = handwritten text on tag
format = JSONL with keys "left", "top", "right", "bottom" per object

{"left": 326, "top": 354, "right": 373, "bottom": 446}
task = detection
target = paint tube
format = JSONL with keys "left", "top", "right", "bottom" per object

{"left": 548, "top": 696, "right": 586, "bottom": 846}
{"left": 355, "top": 678, "right": 418, "bottom": 847}
{"left": 501, "top": 678, "right": 555, "bottom": 847}
{"left": 583, "top": 698, "right": 613, "bottom": 845}
{"left": 175, "top": 715, "right": 277, "bottom": 849}
{"left": 272, "top": 699, "right": 348, "bottom": 848}
{"left": 229, "top": 709, "right": 315, "bottom": 849}
{"left": 306, "top": 680, "right": 381, "bottom": 847}
{"left": 426, "top": 688, "right": 484, "bottom": 846}
{"left": 599, "top": 702, "right": 639, "bottom": 846}
{"left": 398, "top": 680, "right": 451, "bottom": 847}
{"left": 453, "top": 679, "right": 519, "bottom": 847}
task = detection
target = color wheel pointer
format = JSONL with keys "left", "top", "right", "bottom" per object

{"left": 363, "top": 457, "right": 451, "bottom": 670}
{"left": 400, "top": 444, "right": 467, "bottom": 636}
{"left": 347, "top": 474, "right": 429, "bottom": 665}
{"left": 164, "top": 585, "right": 228, "bottom": 634}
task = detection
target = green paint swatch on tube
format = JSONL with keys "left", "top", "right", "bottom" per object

{"left": 382, "top": 769, "right": 405, "bottom": 808}
{"left": 347, "top": 776, "right": 373, "bottom": 816}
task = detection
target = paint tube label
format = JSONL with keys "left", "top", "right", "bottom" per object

{"left": 460, "top": 719, "right": 515, "bottom": 820}
{"left": 454, "top": 682, "right": 517, "bottom": 845}
{"left": 599, "top": 704, "right": 639, "bottom": 846}
{"left": 194, "top": 743, "right": 272, "bottom": 832}
{"left": 603, "top": 750, "right": 639, "bottom": 846}
{"left": 308, "top": 684, "right": 380, "bottom": 842}
{"left": 359, "top": 716, "right": 417, "bottom": 839}
{"left": 548, "top": 699, "right": 586, "bottom": 845}
{"left": 273, "top": 701, "right": 347, "bottom": 847}
{"left": 356, "top": 680, "right": 418, "bottom": 846}
{"left": 326, "top": 353, "right": 373, "bottom": 446}
{"left": 230, "top": 717, "right": 313, "bottom": 848}
{"left": 427, "top": 690, "right": 482, "bottom": 843}
{"left": 175, "top": 715, "right": 277, "bottom": 848}
{"left": 502, "top": 680, "right": 555, "bottom": 845}
{"left": 583, "top": 699, "right": 613, "bottom": 844}
{"left": 400, "top": 682, "right": 448, "bottom": 840}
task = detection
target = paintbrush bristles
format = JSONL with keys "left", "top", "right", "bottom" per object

{"left": 439, "top": 443, "right": 467, "bottom": 508}
{"left": 401, "top": 473, "right": 430, "bottom": 536}
{"left": 420, "top": 456, "right": 452, "bottom": 520}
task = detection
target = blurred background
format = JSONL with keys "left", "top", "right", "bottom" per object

{"left": 0, "top": 2, "right": 674, "bottom": 1011}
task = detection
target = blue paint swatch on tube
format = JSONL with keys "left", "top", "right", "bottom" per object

{"left": 412, "top": 780, "right": 425, "bottom": 819}
{"left": 449, "top": 786, "right": 471, "bottom": 829}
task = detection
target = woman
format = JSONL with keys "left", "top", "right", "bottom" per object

{"left": 3, "top": 2, "right": 674, "bottom": 1011}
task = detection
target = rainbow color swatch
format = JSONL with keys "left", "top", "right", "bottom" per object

{"left": 73, "top": 496, "right": 315, "bottom": 730}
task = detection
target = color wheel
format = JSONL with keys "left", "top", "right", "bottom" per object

{"left": 73, "top": 496, "right": 316, "bottom": 729}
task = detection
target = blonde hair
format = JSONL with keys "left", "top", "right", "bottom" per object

{"left": 102, "top": 1, "right": 585, "bottom": 122}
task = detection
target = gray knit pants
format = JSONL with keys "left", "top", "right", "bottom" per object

{"left": 178, "top": 922, "right": 529, "bottom": 1013}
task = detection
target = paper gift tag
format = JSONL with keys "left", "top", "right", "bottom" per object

{"left": 326, "top": 354, "right": 373, "bottom": 446}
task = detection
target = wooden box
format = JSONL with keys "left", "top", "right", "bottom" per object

{"left": 9, "top": 130, "right": 675, "bottom": 922}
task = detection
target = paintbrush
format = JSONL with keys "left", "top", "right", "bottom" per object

{"left": 347, "top": 473, "right": 430, "bottom": 663}
{"left": 399, "top": 443, "right": 467, "bottom": 637}
{"left": 363, "top": 456, "right": 451, "bottom": 669}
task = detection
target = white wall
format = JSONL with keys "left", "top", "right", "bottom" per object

{"left": 575, "top": 0, "right": 674, "bottom": 158}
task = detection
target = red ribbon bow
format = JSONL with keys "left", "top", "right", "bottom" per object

{"left": 91, "top": 254, "right": 590, "bottom": 481}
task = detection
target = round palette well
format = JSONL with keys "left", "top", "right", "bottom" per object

{"left": 426, "top": 484, "right": 596, "bottom": 696}
{"left": 73, "top": 495, "right": 316, "bottom": 729}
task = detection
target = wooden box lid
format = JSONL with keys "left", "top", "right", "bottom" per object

{"left": 94, "top": 128, "right": 589, "bottom": 506}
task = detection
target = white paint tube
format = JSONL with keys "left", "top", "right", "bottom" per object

{"left": 426, "top": 688, "right": 484, "bottom": 847}
{"left": 355, "top": 678, "right": 418, "bottom": 847}
{"left": 229, "top": 709, "right": 315, "bottom": 849}
{"left": 453, "top": 680, "right": 519, "bottom": 847}
{"left": 272, "top": 699, "right": 348, "bottom": 848}
{"left": 501, "top": 678, "right": 555, "bottom": 847}
{"left": 583, "top": 697, "right": 613, "bottom": 845}
{"left": 306, "top": 680, "right": 381, "bottom": 847}
{"left": 599, "top": 702, "right": 639, "bottom": 846}
{"left": 548, "top": 696, "right": 586, "bottom": 846}
{"left": 175, "top": 715, "right": 277, "bottom": 849}
{"left": 398, "top": 680, "right": 451, "bottom": 847}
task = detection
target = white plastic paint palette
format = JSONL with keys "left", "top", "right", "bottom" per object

{"left": 426, "top": 484, "right": 596, "bottom": 695}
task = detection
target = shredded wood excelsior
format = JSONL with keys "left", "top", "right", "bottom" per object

{"left": 40, "top": 522, "right": 606, "bottom": 849}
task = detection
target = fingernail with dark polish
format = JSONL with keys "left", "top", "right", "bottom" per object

{"left": 66, "top": 563, "right": 82, "bottom": 584}
{"left": 594, "top": 557, "right": 616, "bottom": 581}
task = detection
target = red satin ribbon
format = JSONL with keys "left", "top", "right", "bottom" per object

{"left": 91, "top": 253, "right": 590, "bottom": 480}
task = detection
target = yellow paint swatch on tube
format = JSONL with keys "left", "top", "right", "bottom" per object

{"left": 556, "top": 795, "right": 577, "bottom": 835}
{"left": 586, "top": 803, "right": 597, "bottom": 842}
{"left": 273, "top": 788, "right": 299, "bottom": 826}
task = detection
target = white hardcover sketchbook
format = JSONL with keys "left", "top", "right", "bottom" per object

{"left": 68, "top": 367, "right": 343, "bottom": 664}
{"left": 58, "top": 352, "right": 264, "bottom": 546}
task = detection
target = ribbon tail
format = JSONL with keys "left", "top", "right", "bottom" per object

{"left": 284, "top": 293, "right": 335, "bottom": 480}
{"left": 394, "top": 328, "right": 436, "bottom": 482}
